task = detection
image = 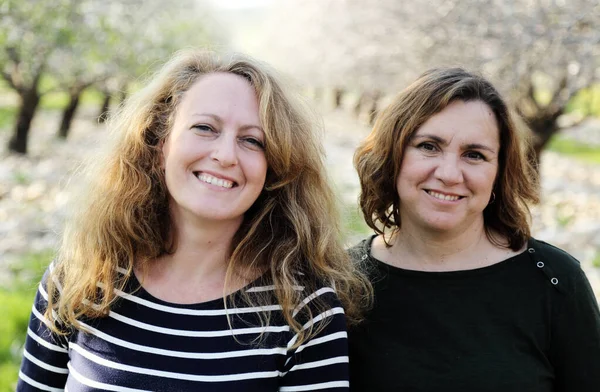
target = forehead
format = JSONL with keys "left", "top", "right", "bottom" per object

{"left": 176, "top": 72, "right": 260, "bottom": 120}
{"left": 413, "top": 100, "right": 499, "bottom": 146}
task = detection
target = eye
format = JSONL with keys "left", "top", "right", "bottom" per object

{"left": 240, "top": 136, "right": 265, "bottom": 150}
{"left": 417, "top": 142, "right": 437, "bottom": 152}
{"left": 464, "top": 151, "right": 485, "bottom": 160}
{"left": 192, "top": 124, "right": 215, "bottom": 133}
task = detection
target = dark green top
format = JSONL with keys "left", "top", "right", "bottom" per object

{"left": 348, "top": 236, "right": 600, "bottom": 392}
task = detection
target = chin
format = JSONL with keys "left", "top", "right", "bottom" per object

{"left": 420, "top": 219, "right": 464, "bottom": 233}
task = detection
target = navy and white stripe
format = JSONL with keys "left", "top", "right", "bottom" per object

{"left": 18, "top": 269, "right": 349, "bottom": 391}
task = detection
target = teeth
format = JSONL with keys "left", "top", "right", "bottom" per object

{"left": 428, "top": 190, "right": 460, "bottom": 201}
{"left": 196, "top": 173, "right": 234, "bottom": 188}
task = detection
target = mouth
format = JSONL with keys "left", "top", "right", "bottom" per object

{"left": 194, "top": 172, "right": 237, "bottom": 189}
{"left": 425, "top": 190, "right": 464, "bottom": 202}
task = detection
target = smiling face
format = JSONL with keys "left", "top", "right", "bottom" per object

{"left": 396, "top": 100, "right": 500, "bottom": 235}
{"left": 161, "top": 72, "right": 267, "bottom": 229}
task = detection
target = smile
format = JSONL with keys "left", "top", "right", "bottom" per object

{"left": 195, "top": 173, "right": 235, "bottom": 189}
{"left": 425, "top": 190, "right": 463, "bottom": 201}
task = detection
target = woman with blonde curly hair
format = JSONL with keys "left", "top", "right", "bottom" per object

{"left": 18, "top": 49, "right": 369, "bottom": 391}
{"left": 348, "top": 67, "right": 600, "bottom": 391}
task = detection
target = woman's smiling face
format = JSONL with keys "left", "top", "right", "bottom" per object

{"left": 161, "top": 72, "right": 267, "bottom": 228}
{"left": 396, "top": 100, "right": 500, "bottom": 235}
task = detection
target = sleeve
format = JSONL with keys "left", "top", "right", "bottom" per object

{"left": 17, "top": 268, "right": 70, "bottom": 391}
{"left": 551, "top": 266, "right": 600, "bottom": 392}
{"left": 279, "top": 286, "right": 350, "bottom": 391}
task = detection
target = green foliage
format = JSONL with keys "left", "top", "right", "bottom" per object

{"left": 40, "top": 87, "right": 105, "bottom": 110}
{"left": 0, "top": 250, "right": 51, "bottom": 391}
{"left": 593, "top": 253, "right": 600, "bottom": 268}
{"left": 12, "top": 170, "right": 30, "bottom": 185}
{"left": 566, "top": 85, "right": 600, "bottom": 117}
{"left": 0, "top": 107, "right": 16, "bottom": 130}
{"left": 556, "top": 214, "right": 574, "bottom": 228}
{"left": 546, "top": 136, "right": 600, "bottom": 164}
{"left": 40, "top": 92, "right": 69, "bottom": 110}
{"left": 1, "top": 0, "right": 219, "bottom": 151}
{"left": 39, "top": 75, "right": 101, "bottom": 109}
{"left": 80, "top": 87, "right": 105, "bottom": 106}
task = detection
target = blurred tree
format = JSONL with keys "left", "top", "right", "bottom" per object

{"left": 50, "top": 2, "right": 115, "bottom": 139}
{"left": 0, "top": 0, "right": 219, "bottom": 150}
{"left": 52, "top": 0, "right": 216, "bottom": 138}
{"left": 0, "top": 0, "right": 81, "bottom": 153}
{"left": 265, "top": 0, "right": 600, "bottom": 166}
{"left": 421, "top": 0, "right": 600, "bottom": 166}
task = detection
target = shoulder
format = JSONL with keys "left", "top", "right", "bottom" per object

{"left": 297, "top": 280, "right": 344, "bottom": 312}
{"left": 284, "top": 277, "right": 347, "bottom": 332}
{"left": 347, "top": 235, "right": 376, "bottom": 263}
{"left": 347, "top": 235, "right": 384, "bottom": 283}
{"left": 528, "top": 237, "right": 588, "bottom": 294}
{"left": 37, "top": 261, "right": 62, "bottom": 301}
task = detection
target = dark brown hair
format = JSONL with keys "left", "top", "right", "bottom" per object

{"left": 354, "top": 67, "right": 539, "bottom": 250}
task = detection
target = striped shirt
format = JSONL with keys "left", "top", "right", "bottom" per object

{"left": 18, "top": 268, "right": 349, "bottom": 391}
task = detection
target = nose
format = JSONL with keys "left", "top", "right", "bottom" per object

{"left": 434, "top": 153, "right": 463, "bottom": 185}
{"left": 210, "top": 133, "right": 238, "bottom": 167}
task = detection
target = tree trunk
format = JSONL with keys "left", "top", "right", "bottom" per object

{"left": 354, "top": 92, "right": 365, "bottom": 118}
{"left": 8, "top": 89, "right": 41, "bottom": 154}
{"left": 119, "top": 82, "right": 128, "bottom": 103}
{"left": 368, "top": 91, "right": 381, "bottom": 125}
{"left": 58, "top": 91, "right": 82, "bottom": 139}
{"left": 97, "top": 91, "right": 111, "bottom": 123}
{"left": 524, "top": 111, "right": 562, "bottom": 170}
{"left": 333, "top": 87, "right": 345, "bottom": 109}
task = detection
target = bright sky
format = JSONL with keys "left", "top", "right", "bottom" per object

{"left": 208, "top": 0, "right": 273, "bottom": 9}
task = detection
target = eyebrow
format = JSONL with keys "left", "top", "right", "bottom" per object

{"left": 412, "top": 134, "right": 497, "bottom": 154}
{"left": 192, "top": 113, "right": 263, "bottom": 133}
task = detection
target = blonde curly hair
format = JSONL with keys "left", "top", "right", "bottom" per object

{"left": 46, "top": 49, "right": 371, "bottom": 347}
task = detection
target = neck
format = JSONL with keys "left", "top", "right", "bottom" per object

{"left": 153, "top": 208, "right": 244, "bottom": 284}
{"left": 134, "top": 206, "right": 253, "bottom": 304}
{"left": 387, "top": 218, "right": 495, "bottom": 271}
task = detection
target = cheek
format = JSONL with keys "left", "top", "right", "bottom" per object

{"left": 396, "top": 172, "right": 410, "bottom": 200}
{"left": 470, "top": 168, "right": 497, "bottom": 192}
{"left": 252, "top": 155, "right": 268, "bottom": 186}
{"left": 398, "top": 156, "right": 427, "bottom": 185}
{"left": 160, "top": 137, "right": 173, "bottom": 169}
{"left": 485, "top": 165, "right": 499, "bottom": 188}
{"left": 159, "top": 148, "right": 167, "bottom": 170}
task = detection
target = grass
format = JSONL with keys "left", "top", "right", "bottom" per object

{"left": 40, "top": 87, "right": 104, "bottom": 110}
{"left": 546, "top": 135, "right": 600, "bottom": 164}
{"left": 593, "top": 253, "right": 600, "bottom": 269}
{"left": 0, "top": 250, "right": 53, "bottom": 391}
{"left": 12, "top": 171, "right": 31, "bottom": 185}
{"left": 341, "top": 202, "right": 373, "bottom": 246}
{"left": 0, "top": 291, "right": 33, "bottom": 391}
{"left": 0, "top": 107, "right": 16, "bottom": 131}
{"left": 0, "top": 85, "right": 102, "bottom": 135}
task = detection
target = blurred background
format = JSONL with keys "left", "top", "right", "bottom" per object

{"left": 0, "top": 0, "right": 599, "bottom": 388}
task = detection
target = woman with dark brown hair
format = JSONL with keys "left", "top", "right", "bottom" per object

{"left": 348, "top": 67, "right": 600, "bottom": 391}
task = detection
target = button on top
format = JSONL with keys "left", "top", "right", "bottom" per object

{"left": 361, "top": 254, "right": 368, "bottom": 261}
{"left": 528, "top": 248, "right": 535, "bottom": 253}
